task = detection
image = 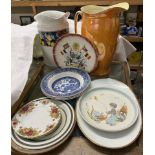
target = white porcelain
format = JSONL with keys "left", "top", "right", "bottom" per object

{"left": 79, "top": 87, "right": 139, "bottom": 132}
{"left": 76, "top": 78, "right": 142, "bottom": 149}
{"left": 12, "top": 98, "right": 61, "bottom": 139}
{"left": 11, "top": 98, "right": 75, "bottom": 150}
{"left": 41, "top": 46, "right": 57, "bottom": 67}
{"left": 14, "top": 106, "right": 66, "bottom": 144}
{"left": 53, "top": 34, "right": 98, "bottom": 72}
{"left": 34, "top": 10, "right": 70, "bottom": 32}
{"left": 34, "top": 11, "right": 70, "bottom": 66}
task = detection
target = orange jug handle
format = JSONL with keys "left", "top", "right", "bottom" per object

{"left": 74, "top": 11, "right": 82, "bottom": 34}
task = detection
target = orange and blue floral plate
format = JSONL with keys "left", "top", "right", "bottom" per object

{"left": 11, "top": 98, "right": 61, "bottom": 139}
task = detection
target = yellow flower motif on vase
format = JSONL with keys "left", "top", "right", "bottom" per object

{"left": 46, "top": 34, "right": 52, "bottom": 41}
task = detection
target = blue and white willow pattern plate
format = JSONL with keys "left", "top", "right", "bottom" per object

{"left": 40, "top": 68, "right": 91, "bottom": 100}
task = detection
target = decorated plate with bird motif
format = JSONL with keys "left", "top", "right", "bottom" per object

{"left": 53, "top": 34, "right": 98, "bottom": 73}
{"left": 79, "top": 87, "right": 139, "bottom": 132}
{"left": 11, "top": 98, "right": 61, "bottom": 139}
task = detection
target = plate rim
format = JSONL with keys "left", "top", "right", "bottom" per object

{"left": 40, "top": 67, "right": 91, "bottom": 100}
{"left": 12, "top": 116, "right": 76, "bottom": 154}
{"left": 53, "top": 33, "right": 98, "bottom": 73}
{"left": 78, "top": 86, "right": 139, "bottom": 132}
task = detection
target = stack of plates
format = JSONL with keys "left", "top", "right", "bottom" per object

{"left": 40, "top": 67, "right": 91, "bottom": 100}
{"left": 11, "top": 98, "right": 75, "bottom": 154}
{"left": 76, "top": 78, "right": 142, "bottom": 149}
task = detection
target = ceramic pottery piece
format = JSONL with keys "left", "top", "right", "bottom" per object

{"left": 34, "top": 11, "right": 70, "bottom": 67}
{"left": 76, "top": 78, "right": 142, "bottom": 149}
{"left": 74, "top": 3, "right": 129, "bottom": 76}
{"left": 40, "top": 67, "right": 91, "bottom": 100}
{"left": 39, "top": 29, "right": 69, "bottom": 47}
{"left": 12, "top": 98, "right": 61, "bottom": 139}
{"left": 34, "top": 11, "right": 70, "bottom": 45}
{"left": 11, "top": 98, "right": 75, "bottom": 151}
{"left": 53, "top": 34, "right": 98, "bottom": 73}
{"left": 79, "top": 87, "right": 138, "bottom": 132}
{"left": 34, "top": 11, "right": 70, "bottom": 32}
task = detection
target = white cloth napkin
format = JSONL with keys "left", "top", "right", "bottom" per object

{"left": 11, "top": 19, "right": 136, "bottom": 105}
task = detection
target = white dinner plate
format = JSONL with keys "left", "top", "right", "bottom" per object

{"left": 79, "top": 87, "right": 139, "bottom": 132}
{"left": 12, "top": 98, "right": 75, "bottom": 150}
{"left": 76, "top": 78, "right": 142, "bottom": 149}
{"left": 13, "top": 107, "right": 66, "bottom": 144}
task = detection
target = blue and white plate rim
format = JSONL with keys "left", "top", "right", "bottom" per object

{"left": 40, "top": 67, "right": 91, "bottom": 99}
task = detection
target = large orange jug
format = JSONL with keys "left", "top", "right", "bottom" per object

{"left": 74, "top": 2, "right": 129, "bottom": 76}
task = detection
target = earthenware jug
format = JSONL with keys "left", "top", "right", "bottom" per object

{"left": 34, "top": 11, "right": 70, "bottom": 67}
{"left": 74, "top": 2, "right": 129, "bottom": 76}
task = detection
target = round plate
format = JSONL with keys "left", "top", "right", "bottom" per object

{"left": 76, "top": 78, "right": 142, "bottom": 149}
{"left": 53, "top": 33, "right": 98, "bottom": 73}
{"left": 40, "top": 67, "right": 91, "bottom": 100}
{"left": 79, "top": 87, "right": 139, "bottom": 132}
{"left": 11, "top": 98, "right": 76, "bottom": 153}
{"left": 15, "top": 107, "right": 66, "bottom": 143}
{"left": 12, "top": 98, "right": 61, "bottom": 139}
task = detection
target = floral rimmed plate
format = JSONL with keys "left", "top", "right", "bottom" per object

{"left": 40, "top": 67, "right": 91, "bottom": 100}
{"left": 11, "top": 98, "right": 61, "bottom": 139}
{"left": 11, "top": 98, "right": 76, "bottom": 154}
{"left": 53, "top": 33, "right": 98, "bottom": 73}
{"left": 79, "top": 87, "right": 139, "bottom": 132}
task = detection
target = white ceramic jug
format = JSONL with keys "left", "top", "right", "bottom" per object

{"left": 34, "top": 11, "right": 70, "bottom": 67}
{"left": 34, "top": 10, "right": 70, "bottom": 32}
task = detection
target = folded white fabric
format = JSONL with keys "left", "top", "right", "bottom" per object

{"left": 11, "top": 19, "right": 136, "bottom": 105}
{"left": 11, "top": 22, "right": 38, "bottom": 105}
{"left": 114, "top": 35, "right": 136, "bottom": 61}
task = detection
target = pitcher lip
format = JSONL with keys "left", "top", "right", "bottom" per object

{"left": 81, "top": 5, "right": 107, "bottom": 15}
{"left": 81, "top": 3, "right": 129, "bottom": 16}
{"left": 34, "top": 10, "right": 69, "bottom": 21}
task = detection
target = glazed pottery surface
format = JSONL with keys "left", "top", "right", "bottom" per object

{"left": 40, "top": 68, "right": 91, "bottom": 100}
{"left": 76, "top": 78, "right": 142, "bottom": 149}
{"left": 34, "top": 11, "right": 70, "bottom": 47}
{"left": 79, "top": 87, "right": 138, "bottom": 132}
{"left": 12, "top": 98, "right": 61, "bottom": 139}
{"left": 11, "top": 98, "right": 75, "bottom": 150}
{"left": 74, "top": 3, "right": 129, "bottom": 76}
{"left": 53, "top": 34, "right": 98, "bottom": 72}
{"left": 34, "top": 11, "right": 70, "bottom": 66}
{"left": 34, "top": 11, "right": 70, "bottom": 32}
